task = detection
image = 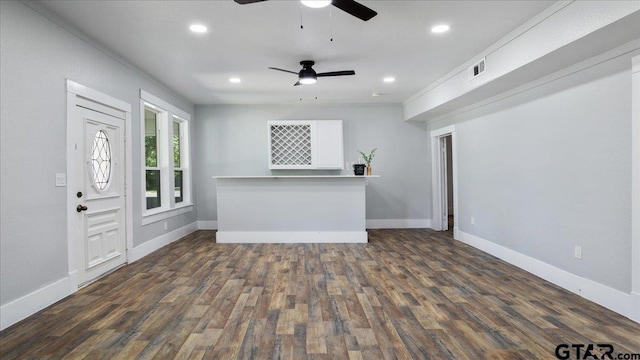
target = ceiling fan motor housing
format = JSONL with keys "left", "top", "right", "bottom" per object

{"left": 299, "top": 61, "right": 317, "bottom": 80}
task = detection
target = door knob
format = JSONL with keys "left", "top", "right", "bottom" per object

{"left": 76, "top": 205, "right": 88, "bottom": 212}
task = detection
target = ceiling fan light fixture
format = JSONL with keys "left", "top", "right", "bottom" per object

{"left": 301, "top": 0, "right": 332, "bottom": 9}
{"left": 299, "top": 77, "right": 317, "bottom": 85}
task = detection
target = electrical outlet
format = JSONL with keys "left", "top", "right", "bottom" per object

{"left": 574, "top": 246, "right": 582, "bottom": 260}
{"left": 55, "top": 173, "right": 66, "bottom": 187}
{"left": 471, "top": 217, "right": 475, "bottom": 225}
{"left": 163, "top": 221, "right": 168, "bottom": 231}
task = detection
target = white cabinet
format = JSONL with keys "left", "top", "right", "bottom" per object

{"left": 315, "top": 120, "right": 343, "bottom": 169}
{"left": 268, "top": 120, "right": 343, "bottom": 170}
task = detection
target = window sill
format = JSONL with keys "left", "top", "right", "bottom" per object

{"left": 142, "top": 203, "right": 194, "bottom": 226}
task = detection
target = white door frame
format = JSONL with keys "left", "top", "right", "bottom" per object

{"left": 631, "top": 55, "right": 640, "bottom": 322}
{"left": 66, "top": 80, "right": 133, "bottom": 290}
{"left": 431, "top": 125, "right": 458, "bottom": 237}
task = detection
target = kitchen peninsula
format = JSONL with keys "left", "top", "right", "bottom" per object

{"left": 213, "top": 175, "right": 379, "bottom": 243}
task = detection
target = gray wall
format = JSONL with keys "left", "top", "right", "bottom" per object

{"left": 0, "top": 1, "right": 196, "bottom": 305}
{"left": 194, "top": 104, "right": 431, "bottom": 222}
{"left": 437, "top": 51, "right": 636, "bottom": 293}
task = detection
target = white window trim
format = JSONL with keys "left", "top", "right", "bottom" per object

{"left": 141, "top": 203, "right": 194, "bottom": 226}
{"left": 143, "top": 106, "right": 162, "bottom": 211}
{"left": 172, "top": 117, "right": 190, "bottom": 205}
{"left": 140, "top": 90, "right": 193, "bottom": 223}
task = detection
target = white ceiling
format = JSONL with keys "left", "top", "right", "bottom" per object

{"left": 35, "top": 0, "right": 555, "bottom": 105}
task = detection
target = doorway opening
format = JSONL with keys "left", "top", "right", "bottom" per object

{"left": 430, "top": 125, "right": 458, "bottom": 236}
{"left": 444, "top": 135, "right": 454, "bottom": 232}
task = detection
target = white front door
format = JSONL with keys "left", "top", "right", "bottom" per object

{"left": 73, "top": 106, "right": 126, "bottom": 286}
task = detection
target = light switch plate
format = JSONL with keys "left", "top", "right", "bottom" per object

{"left": 55, "top": 173, "right": 66, "bottom": 187}
{"left": 574, "top": 246, "right": 582, "bottom": 260}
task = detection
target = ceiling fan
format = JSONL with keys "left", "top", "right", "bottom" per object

{"left": 269, "top": 60, "right": 355, "bottom": 86}
{"left": 234, "top": 0, "right": 377, "bottom": 22}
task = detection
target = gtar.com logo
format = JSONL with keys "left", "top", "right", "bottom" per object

{"left": 555, "top": 344, "right": 614, "bottom": 359}
{"left": 554, "top": 344, "right": 640, "bottom": 360}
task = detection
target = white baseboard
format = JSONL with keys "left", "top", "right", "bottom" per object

{"left": 366, "top": 219, "right": 431, "bottom": 229}
{"left": 0, "top": 277, "right": 72, "bottom": 331}
{"left": 216, "top": 231, "right": 368, "bottom": 243}
{"left": 457, "top": 230, "right": 637, "bottom": 322}
{"left": 631, "top": 292, "right": 640, "bottom": 322}
{"left": 0, "top": 222, "right": 200, "bottom": 331}
{"left": 197, "top": 220, "right": 218, "bottom": 230}
{"left": 128, "top": 222, "right": 198, "bottom": 263}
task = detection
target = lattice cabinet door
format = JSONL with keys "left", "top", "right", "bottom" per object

{"left": 267, "top": 120, "right": 343, "bottom": 170}
{"left": 268, "top": 121, "right": 316, "bottom": 169}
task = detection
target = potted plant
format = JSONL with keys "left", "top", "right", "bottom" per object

{"left": 358, "top": 148, "right": 377, "bottom": 176}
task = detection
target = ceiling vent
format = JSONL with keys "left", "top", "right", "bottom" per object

{"left": 468, "top": 58, "right": 486, "bottom": 81}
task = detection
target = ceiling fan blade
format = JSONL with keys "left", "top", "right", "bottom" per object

{"left": 234, "top": 0, "right": 268, "bottom": 4}
{"left": 316, "top": 70, "right": 356, "bottom": 77}
{"left": 268, "top": 67, "right": 299, "bottom": 75}
{"left": 331, "top": 0, "right": 377, "bottom": 21}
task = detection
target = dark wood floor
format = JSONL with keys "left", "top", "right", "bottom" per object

{"left": 1, "top": 229, "right": 639, "bottom": 359}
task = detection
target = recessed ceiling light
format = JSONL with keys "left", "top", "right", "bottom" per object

{"left": 383, "top": 77, "right": 395, "bottom": 83}
{"left": 431, "top": 24, "right": 450, "bottom": 34}
{"left": 301, "top": 0, "right": 332, "bottom": 8}
{"left": 189, "top": 24, "right": 208, "bottom": 33}
{"left": 229, "top": 78, "right": 241, "bottom": 83}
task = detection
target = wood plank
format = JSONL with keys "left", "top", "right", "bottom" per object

{"left": 2, "top": 229, "right": 639, "bottom": 359}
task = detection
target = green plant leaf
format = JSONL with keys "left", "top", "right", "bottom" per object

{"left": 357, "top": 148, "right": 377, "bottom": 165}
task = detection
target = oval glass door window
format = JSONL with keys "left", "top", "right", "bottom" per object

{"left": 91, "top": 130, "right": 112, "bottom": 190}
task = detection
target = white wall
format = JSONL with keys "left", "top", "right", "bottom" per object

{"left": 0, "top": 1, "right": 196, "bottom": 308}
{"left": 436, "top": 51, "right": 636, "bottom": 294}
{"left": 194, "top": 104, "right": 431, "bottom": 225}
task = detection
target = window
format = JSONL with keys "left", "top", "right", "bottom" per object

{"left": 91, "top": 130, "right": 112, "bottom": 191}
{"left": 141, "top": 90, "right": 191, "bottom": 220}
{"left": 145, "top": 108, "right": 161, "bottom": 209}
{"left": 173, "top": 118, "right": 184, "bottom": 204}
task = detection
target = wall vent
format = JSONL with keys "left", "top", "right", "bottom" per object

{"left": 468, "top": 58, "right": 486, "bottom": 80}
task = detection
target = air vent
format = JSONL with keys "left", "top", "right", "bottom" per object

{"left": 468, "top": 58, "right": 486, "bottom": 80}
